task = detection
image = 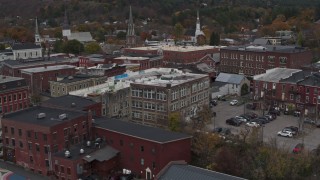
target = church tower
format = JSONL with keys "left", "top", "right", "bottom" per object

{"left": 126, "top": 6, "right": 136, "bottom": 47}
{"left": 62, "top": 9, "right": 71, "bottom": 37}
{"left": 194, "top": 10, "right": 204, "bottom": 43}
{"left": 34, "top": 17, "right": 41, "bottom": 46}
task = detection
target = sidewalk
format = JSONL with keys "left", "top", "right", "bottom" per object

{"left": 0, "top": 161, "right": 49, "bottom": 180}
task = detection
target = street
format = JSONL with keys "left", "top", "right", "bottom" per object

{"left": 208, "top": 99, "right": 320, "bottom": 151}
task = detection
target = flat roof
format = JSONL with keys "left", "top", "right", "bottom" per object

{"left": 114, "top": 56, "right": 149, "bottom": 61}
{"left": 42, "top": 95, "right": 99, "bottom": 111}
{"left": 3, "top": 106, "right": 86, "bottom": 127}
{"left": 127, "top": 45, "right": 221, "bottom": 52}
{"left": 222, "top": 45, "right": 307, "bottom": 53}
{"left": 2, "top": 57, "right": 78, "bottom": 68}
{"left": 21, "top": 65, "right": 76, "bottom": 73}
{"left": 94, "top": 118, "right": 191, "bottom": 143}
{"left": 254, "top": 68, "right": 301, "bottom": 83}
{"left": 54, "top": 74, "right": 102, "bottom": 84}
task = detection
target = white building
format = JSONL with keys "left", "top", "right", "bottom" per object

{"left": 12, "top": 43, "right": 42, "bottom": 60}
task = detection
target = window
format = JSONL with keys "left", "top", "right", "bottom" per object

{"left": 53, "top": 132, "right": 57, "bottom": 140}
{"left": 44, "top": 146, "right": 49, "bottom": 154}
{"left": 152, "top": 162, "right": 156, "bottom": 169}
{"left": 60, "top": 166, "right": 65, "bottom": 173}
{"left": 279, "top": 57, "right": 287, "bottom": 64}
{"left": 306, "top": 96, "right": 310, "bottom": 103}
{"left": 18, "top": 129, "right": 22, "bottom": 136}
{"left": 36, "top": 144, "right": 40, "bottom": 152}
{"left": 290, "top": 94, "right": 294, "bottom": 100}
{"left": 315, "top": 89, "right": 318, "bottom": 95}
{"left": 34, "top": 132, "right": 38, "bottom": 140}
{"left": 306, "top": 88, "right": 310, "bottom": 94}
{"left": 67, "top": 168, "right": 71, "bottom": 175}
{"left": 8, "top": 95, "right": 11, "bottom": 102}
{"left": 10, "top": 127, "right": 14, "bottom": 135}
{"left": 45, "top": 160, "right": 49, "bottom": 167}
{"left": 28, "top": 142, "right": 32, "bottom": 150}
{"left": 19, "top": 141, "right": 23, "bottom": 148}
{"left": 141, "top": 158, "right": 144, "bottom": 165}
{"left": 43, "top": 134, "right": 47, "bottom": 142}
{"left": 30, "top": 156, "right": 33, "bottom": 163}
{"left": 120, "top": 140, "right": 123, "bottom": 146}
{"left": 11, "top": 139, "right": 15, "bottom": 146}
{"left": 13, "top": 94, "right": 16, "bottom": 101}
{"left": 5, "top": 138, "right": 8, "bottom": 145}
{"left": 140, "top": 146, "right": 144, "bottom": 152}
{"left": 3, "top": 96, "right": 6, "bottom": 103}
{"left": 4, "top": 126, "right": 7, "bottom": 133}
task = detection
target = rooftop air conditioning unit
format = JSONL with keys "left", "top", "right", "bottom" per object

{"left": 65, "top": 150, "right": 71, "bottom": 158}
{"left": 37, "top": 113, "right": 46, "bottom": 119}
{"left": 80, "top": 149, "right": 84, "bottom": 154}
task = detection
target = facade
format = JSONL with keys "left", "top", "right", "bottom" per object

{"left": 219, "top": 45, "right": 312, "bottom": 76}
{"left": 21, "top": 65, "right": 77, "bottom": 95}
{"left": 11, "top": 43, "right": 42, "bottom": 60}
{"left": 129, "top": 69, "right": 210, "bottom": 127}
{"left": 124, "top": 45, "right": 220, "bottom": 66}
{"left": 94, "top": 118, "right": 191, "bottom": 179}
{"left": 1, "top": 106, "right": 93, "bottom": 176}
{"left": 126, "top": 6, "right": 136, "bottom": 48}
{"left": 49, "top": 74, "right": 108, "bottom": 97}
{"left": 0, "top": 76, "right": 29, "bottom": 114}
{"left": 42, "top": 95, "right": 102, "bottom": 117}
{"left": 112, "top": 55, "right": 163, "bottom": 71}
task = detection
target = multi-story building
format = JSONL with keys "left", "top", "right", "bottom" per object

{"left": 94, "top": 118, "right": 191, "bottom": 179}
{"left": 49, "top": 74, "right": 108, "bottom": 97}
{"left": 21, "top": 65, "right": 77, "bottom": 95}
{"left": 124, "top": 45, "right": 220, "bottom": 66}
{"left": 112, "top": 55, "right": 163, "bottom": 71}
{"left": 219, "top": 45, "right": 312, "bottom": 76}
{"left": 2, "top": 106, "right": 93, "bottom": 176}
{"left": 0, "top": 76, "right": 29, "bottom": 114}
{"left": 79, "top": 63, "right": 127, "bottom": 77}
{"left": 11, "top": 43, "right": 42, "bottom": 60}
{"left": 129, "top": 69, "right": 210, "bottom": 127}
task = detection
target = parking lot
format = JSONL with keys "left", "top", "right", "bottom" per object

{"left": 208, "top": 99, "right": 320, "bottom": 151}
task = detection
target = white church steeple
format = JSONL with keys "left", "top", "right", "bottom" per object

{"left": 35, "top": 17, "right": 41, "bottom": 45}
{"left": 194, "top": 10, "right": 204, "bottom": 43}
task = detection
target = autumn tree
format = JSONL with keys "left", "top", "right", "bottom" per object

{"left": 84, "top": 42, "right": 101, "bottom": 54}
{"left": 209, "top": 31, "right": 220, "bottom": 46}
{"left": 168, "top": 112, "right": 181, "bottom": 132}
{"left": 173, "top": 23, "right": 184, "bottom": 42}
{"left": 191, "top": 104, "right": 213, "bottom": 130}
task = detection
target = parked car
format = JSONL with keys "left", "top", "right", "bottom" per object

{"left": 258, "top": 116, "right": 270, "bottom": 123}
{"left": 284, "top": 126, "right": 299, "bottom": 135}
{"left": 293, "top": 110, "right": 301, "bottom": 117}
{"left": 269, "top": 109, "right": 280, "bottom": 116}
{"left": 304, "top": 118, "right": 316, "bottom": 125}
{"left": 230, "top": 100, "right": 238, "bottom": 106}
{"left": 217, "top": 95, "right": 226, "bottom": 101}
{"left": 293, "top": 143, "right": 304, "bottom": 153}
{"left": 213, "top": 127, "right": 231, "bottom": 138}
{"left": 264, "top": 114, "right": 274, "bottom": 121}
{"left": 235, "top": 116, "right": 247, "bottom": 122}
{"left": 246, "top": 103, "right": 257, "bottom": 110}
{"left": 251, "top": 118, "right": 266, "bottom": 125}
{"left": 277, "top": 130, "right": 293, "bottom": 138}
{"left": 210, "top": 100, "right": 218, "bottom": 106}
{"left": 245, "top": 112, "right": 258, "bottom": 119}
{"left": 239, "top": 114, "right": 252, "bottom": 121}
{"left": 283, "top": 109, "right": 289, "bottom": 115}
{"left": 226, "top": 118, "right": 241, "bottom": 126}
{"left": 246, "top": 121, "right": 260, "bottom": 127}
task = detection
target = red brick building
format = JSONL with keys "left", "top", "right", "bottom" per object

{"left": 112, "top": 55, "right": 163, "bottom": 71}
{"left": 123, "top": 45, "right": 220, "bottom": 66}
{"left": 219, "top": 45, "right": 313, "bottom": 76}
{"left": 1, "top": 106, "right": 93, "bottom": 176}
{"left": 0, "top": 76, "right": 29, "bottom": 114}
{"left": 78, "top": 54, "right": 105, "bottom": 68}
{"left": 94, "top": 118, "right": 191, "bottom": 179}
{"left": 20, "top": 65, "right": 77, "bottom": 94}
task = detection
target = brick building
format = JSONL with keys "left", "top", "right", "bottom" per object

{"left": 21, "top": 65, "right": 77, "bottom": 95}
{"left": 49, "top": 74, "right": 108, "bottom": 97}
{"left": 1, "top": 57, "right": 79, "bottom": 77}
{"left": 112, "top": 55, "right": 163, "bottom": 71}
{"left": 0, "top": 76, "right": 29, "bottom": 114}
{"left": 42, "top": 95, "right": 102, "bottom": 117}
{"left": 1, "top": 106, "right": 93, "bottom": 176}
{"left": 78, "top": 54, "right": 105, "bottom": 68}
{"left": 94, "top": 118, "right": 191, "bottom": 179}
{"left": 78, "top": 63, "right": 126, "bottom": 77}
{"left": 219, "top": 45, "right": 312, "bottom": 76}
{"left": 123, "top": 45, "right": 220, "bottom": 66}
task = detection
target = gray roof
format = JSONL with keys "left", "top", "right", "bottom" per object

{"left": 83, "top": 146, "right": 119, "bottom": 162}
{"left": 215, "top": 73, "right": 245, "bottom": 85}
{"left": 94, "top": 118, "right": 191, "bottom": 143}
{"left": 298, "top": 73, "right": 320, "bottom": 87}
{"left": 280, "top": 71, "right": 312, "bottom": 84}
{"left": 222, "top": 45, "right": 306, "bottom": 53}
{"left": 21, "top": 65, "right": 76, "bottom": 73}
{"left": 42, "top": 95, "right": 98, "bottom": 111}
{"left": 54, "top": 74, "right": 100, "bottom": 84}
{"left": 68, "top": 32, "right": 93, "bottom": 42}
{"left": 252, "top": 38, "right": 271, "bottom": 45}
{"left": 12, "top": 43, "right": 41, "bottom": 50}
{"left": 3, "top": 106, "right": 85, "bottom": 127}
{"left": 158, "top": 163, "right": 246, "bottom": 180}
{"left": 2, "top": 57, "right": 75, "bottom": 68}
{"left": 254, "top": 68, "right": 301, "bottom": 83}
{"left": 0, "top": 76, "right": 27, "bottom": 92}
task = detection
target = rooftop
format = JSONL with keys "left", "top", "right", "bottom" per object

{"left": 2, "top": 57, "right": 78, "bottom": 68}
{"left": 42, "top": 95, "right": 99, "bottom": 111}
{"left": 12, "top": 43, "right": 41, "bottom": 50}
{"left": 0, "top": 76, "right": 27, "bottom": 92}
{"left": 280, "top": 71, "right": 312, "bottom": 84}
{"left": 21, "top": 65, "right": 76, "bottom": 73}
{"left": 157, "top": 161, "right": 246, "bottom": 180}
{"left": 54, "top": 74, "right": 103, "bottom": 84}
{"left": 94, "top": 118, "right": 191, "bottom": 143}
{"left": 67, "top": 32, "right": 93, "bottom": 42}
{"left": 216, "top": 73, "right": 245, "bottom": 85}
{"left": 127, "top": 45, "right": 221, "bottom": 52}
{"left": 254, "top": 68, "right": 301, "bottom": 83}
{"left": 222, "top": 45, "right": 307, "bottom": 53}
{"left": 298, "top": 73, "right": 320, "bottom": 87}
{"left": 3, "top": 106, "right": 86, "bottom": 127}
{"left": 114, "top": 56, "right": 149, "bottom": 61}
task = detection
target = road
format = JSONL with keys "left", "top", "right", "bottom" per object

{"left": 0, "top": 161, "right": 49, "bottom": 180}
{"left": 208, "top": 99, "right": 320, "bottom": 151}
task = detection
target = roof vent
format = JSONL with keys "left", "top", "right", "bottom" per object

{"left": 37, "top": 113, "right": 46, "bottom": 119}
{"left": 80, "top": 149, "right": 84, "bottom": 154}
{"left": 59, "top": 113, "right": 67, "bottom": 120}
{"left": 86, "top": 141, "right": 91, "bottom": 147}
{"left": 65, "top": 150, "right": 71, "bottom": 158}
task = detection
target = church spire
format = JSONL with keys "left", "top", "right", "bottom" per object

{"left": 126, "top": 6, "right": 136, "bottom": 47}
{"left": 194, "top": 9, "right": 204, "bottom": 43}
{"left": 127, "top": 6, "right": 135, "bottom": 36}
{"left": 62, "top": 8, "right": 71, "bottom": 37}
{"left": 196, "top": 10, "right": 200, "bottom": 32}
{"left": 35, "top": 17, "right": 41, "bottom": 45}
